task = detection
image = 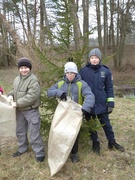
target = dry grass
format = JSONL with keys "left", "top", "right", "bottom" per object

{"left": 0, "top": 97, "right": 135, "bottom": 180}
{"left": 0, "top": 67, "right": 18, "bottom": 94}
{"left": 0, "top": 68, "right": 135, "bottom": 179}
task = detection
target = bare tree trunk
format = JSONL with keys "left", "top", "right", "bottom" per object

{"left": 0, "top": 14, "right": 29, "bottom": 57}
{"left": 69, "top": 0, "right": 83, "bottom": 51}
{"left": 40, "top": 0, "right": 45, "bottom": 50}
{"left": 1, "top": 0, "right": 9, "bottom": 67}
{"left": 116, "top": 0, "right": 132, "bottom": 69}
{"left": 24, "top": 0, "right": 31, "bottom": 36}
{"left": 12, "top": 1, "right": 28, "bottom": 40}
{"left": 33, "top": 0, "right": 37, "bottom": 38}
{"left": 82, "top": 0, "right": 89, "bottom": 58}
{"left": 114, "top": 0, "right": 120, "bottom": 69}
{"left": 103, "top": 0, "right": 107, "bottom": 57}
{"left": 0, "top": 14, "right": 40, "bottom": 73}
{"left": 109, "top": 0, "right": 117, "bottom": 68}
{"left": 95, "top": 0, "right": 102, "bottom": 47}
{"left": 44, "top": 0, "right": 53, "bottom": 46}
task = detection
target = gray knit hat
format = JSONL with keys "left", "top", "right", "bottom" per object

{"left": 89, "top": 48, "right": 102, "bottom": 60}
{"left": 64, "top": 62, "right": 78, "bottom": 74}
{"left": 18, "top": 57, "right": 32, "bottom": 70}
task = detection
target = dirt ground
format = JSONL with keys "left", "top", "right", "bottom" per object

{"left": 112, "top": 69, "right": 135, "bottom": 86}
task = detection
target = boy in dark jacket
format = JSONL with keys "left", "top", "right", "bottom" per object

{"left": 47, "top": 62, "right": 95, "bottom": 162}
{"left": 79, "top": 48, "right": 125, "bottom": 154}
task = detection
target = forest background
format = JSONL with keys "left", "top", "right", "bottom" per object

{"left": 1, "top": 0, "right": 135, "bottom": 179}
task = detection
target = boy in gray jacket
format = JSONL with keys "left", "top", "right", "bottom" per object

{"left": 8, "top": 57, "right": 45, "bottom": 162}
{"left": 47, "top": 62, "right": 95, "bottom": 163}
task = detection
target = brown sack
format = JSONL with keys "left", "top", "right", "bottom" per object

{"left": 48, "top": 99, "right": 82, "bottom": 176}
{"left": 0, "top": 95, "right": 16, "bottom": 146}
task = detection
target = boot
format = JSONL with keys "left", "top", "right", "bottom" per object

{"left": 71, "top": 153, "right": 79, "bottom": 163}
{"left": 36, "top": 156, "right": 45, "bottom": 162}
{"left": 12, "top": 150, "right": 28, "bottom": 157}
{"left": 92, "top": 141, "right": 100, "bottom": 154}
{"left": 108, "top": 140, "right": 125, "bottom": 152}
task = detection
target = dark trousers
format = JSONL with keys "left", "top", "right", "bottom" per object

{"left": 89, "top": 113, "right": 115, "bottom": 142}
{"left": 71, "top": 134, "right": 79, "bottom": 154}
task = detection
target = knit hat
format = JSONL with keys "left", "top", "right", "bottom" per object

{"left": 18, "top": 57, "right": 32, "bottom": 70}
{"left": 64, "top": 62, "right": 78, "bottom": 74}
{"left": 89, "top": 48, "right": 102, "bottom": 60}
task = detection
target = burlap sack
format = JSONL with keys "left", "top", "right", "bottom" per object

{"left": 48, "top": 99, "right": 82, "bottom": 176}
{"left": 0, "top": 95, "right": 16, "bottom": 146}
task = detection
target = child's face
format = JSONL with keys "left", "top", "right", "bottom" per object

{"left": 66, "top": 72, "right": 76, "bottom": 82}
{"left": 19, "top": 66, "right": 30, "bottom": 76}
{"left": 89, "top": 55, "right": 100, "bottom": 65}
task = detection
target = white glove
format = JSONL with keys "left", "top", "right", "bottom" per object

{"left": 7, "top": 96, "right": 14, "bottom": 103}
{"left": 11, "top": 102, "right": 16, "bottom": 108}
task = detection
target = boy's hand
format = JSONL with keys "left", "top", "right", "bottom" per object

{"left": 82, "top": 109, "right": 90, "bottom": 121}
{"left": 60, "top": 93, "right": 67, "bottom": 101}
{"left": 108, "top": 107, "right": 113, "bottom": 114}
{"left": 82, "top": 109, "right": 88, "bottom": 116}
{"left": 11, "top": 102, "right": 16, "bottom": 108}
{"left": 7, "top": 96, "right": 13, "bottom": 103}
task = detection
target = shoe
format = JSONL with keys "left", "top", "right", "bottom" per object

{"left": 36, "top": 156, "right": 45, "bottom": 162}
{"left": 108, "top": 140, "right": 125, "bottom": 152}
{"left": 71, "top": 153, "right": 79, "bottom": 163}
{"left": 92, "top": 141, "right": 100, "bottom": 154}
{"left": 12, "top": 150, "right": 27, "bottom": 157}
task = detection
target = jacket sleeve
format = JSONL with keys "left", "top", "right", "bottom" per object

{"left": 47, "top": 83, "right": 65, "bottom": 98}
{"left": 81, "top": 80, "right": 95, "bottom": 113}
{"left": 105, "top": 71, "right": 114, "bottom": 108}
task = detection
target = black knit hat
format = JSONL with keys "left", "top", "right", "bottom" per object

{"left": 18, "top": 57, "right": 32, "bottom": 70}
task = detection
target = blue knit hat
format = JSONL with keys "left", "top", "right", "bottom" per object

{"left": 89, "top": 48, "right": 102, "bottom": 60}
